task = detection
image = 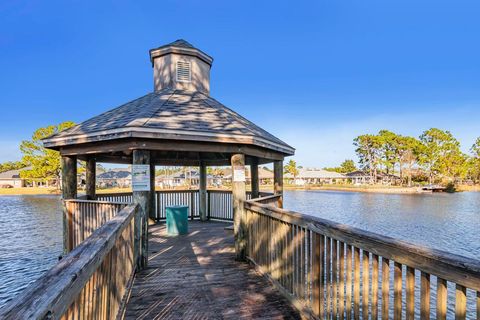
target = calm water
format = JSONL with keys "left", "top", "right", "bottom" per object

{"left": 284, "top": 190, "right": 480, "bottom": 259}
{"left": 0, "top": 195, "right": 62, "bottom": 308}
{"left": 0, "top": 191, "right": 479, "bottom": 311}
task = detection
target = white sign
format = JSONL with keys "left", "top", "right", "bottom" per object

{"left": 233, "top": 166, "right": 246, "bottom": 182}
{"left": 132, "top": 164, "right": 150, "bottom": 191}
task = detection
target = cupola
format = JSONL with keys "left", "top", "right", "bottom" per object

{"left": 149, "top": 39, "right": 213, "bottom": 94}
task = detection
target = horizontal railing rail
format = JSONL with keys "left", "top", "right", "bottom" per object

{"left": 65, "top": 200, "right": 129, "bottom": 252}
{"left": 0, "top": 203, "right": 139, "bottom": 320}
{"left": 244, "top": 199, "right": 480, "bottom": 319}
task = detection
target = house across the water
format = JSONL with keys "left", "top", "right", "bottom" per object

{"left": 96, "top": 168, "right": 132, "bottom": 188}
{"left": 285, "top": 168, "right": 347, "bottom": 185}
{"left": 0, "top": 168, "right": 26, "bottom": 188}
{"left": 346, "top": 170, "right": 401, "bottom": 185}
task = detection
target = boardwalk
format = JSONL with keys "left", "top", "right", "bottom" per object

{"left": 124, "top": 221, "right": 301, "bottom": 319}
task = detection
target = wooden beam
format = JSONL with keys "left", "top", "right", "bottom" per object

{"left": 250, "top": 157, "right": 259, "bottom": 199}
{"left": 132, "top": 150, "right": 151, "bottom": 270}
{"left": 85, "top": 157, "right": 96, "bottom": 200}
{"left": 199, "top": 161, "right": 207, "bottom": 221}
{"left": 59, "top": 138, "right": 286, "bottom": 161}
{"left": 231, "top": 153, "right": 247, "bottom": 261}
{"left": 273, "top": 160, "right": 283, "bottom": 208}
{"left": 61, "top": 156, "right": 77, "bottom": 255}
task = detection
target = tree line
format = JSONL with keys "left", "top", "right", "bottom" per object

{"left": 0, "top": 122, "right": 75, "bottom": 186}
{"left": 353, "top": 128, "right": 480, "bottom": 185}
{"left": 1, "top": 123, "right": 479, "bottom": 188}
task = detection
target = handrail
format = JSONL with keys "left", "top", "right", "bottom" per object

{"left": 250, "top": 194, "right": 282, "bottom": 206}
{"left": 0, "top": 203, "right": 139, "bottom": 319}
{"left": 244, "top": 199, "right": 480, "bottom": 319}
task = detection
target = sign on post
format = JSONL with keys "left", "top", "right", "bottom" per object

{"left": 132, "top": 164, "right": 150, "bottom": 191}
{"left": 233, "top": 166, "right": 246, "bottom": 182}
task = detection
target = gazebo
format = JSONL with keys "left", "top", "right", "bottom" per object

{"left": 43, "top": 39, "right": 295, "bottom": 266}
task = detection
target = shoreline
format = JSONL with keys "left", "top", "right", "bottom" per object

{"left": 282, "top": 185, "right": 424, "bottom": 194}
{"left": 1, "top": 185, "right": 479, "bottom": 196}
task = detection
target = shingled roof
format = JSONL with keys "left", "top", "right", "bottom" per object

{"left": 153, "top": 39, "right": 195, "bottom": 50}
{"left": 43, "top": 88, "right": 294, "bottom": 155}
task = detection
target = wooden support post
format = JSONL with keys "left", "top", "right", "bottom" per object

{"left": 273, "top": 160, "right": 284, "bottom": 208}
{"left": 251, "top": 157, "right": 260, "bottom": 199}
{"left": 61, "top": 155, "right": 77, "bottom": 254}
{"left": 231, "top": 153, "right": 247, "bottom": 261}
{"left": 149, "top": 163, "right": 156, "bottom": 223}
{"left": 85, "top": 157, "right": 96, "bottom": 200}
{"left": 132, "top": 150, "right": 152, "bottom": 270}
{"left": 199, "top": 161, "right": 207, "bottom": 221}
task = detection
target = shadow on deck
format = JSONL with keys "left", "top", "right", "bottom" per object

{"left": 124, "top": 221, "right": 300, "bottom": 319}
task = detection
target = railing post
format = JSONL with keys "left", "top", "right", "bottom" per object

{"left": 85, "top": 157, "right": 96, "bottom": 200}
{"left": 251, "top": 157, "right": 260, "bottom": 199}
{"left": 231, "top": 153, "right": 247, "bottom": 261}
{"left": 132, "top": 150, "right": 151, "bottom": 270}
{"left": 190, "top": 191, "right": 195, "bottom": 220}
{"left": 199, "top": 161, "right": 207, "bottom": 221}
{"left": 207, "top": 190, "right": 211, "bottom": 220}
{"left": 273, "top": 160, "right": 283, "bottom": 208}
{"left": 61, "top": 155, "right": 77, "bottom": 255}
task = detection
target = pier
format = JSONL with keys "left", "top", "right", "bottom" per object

{"left": 1, "top": 39, "right": 479, "bottom": 319}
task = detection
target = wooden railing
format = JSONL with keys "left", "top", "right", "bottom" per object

{"left": 244, "top": 199, "right": 480, "bottom": 319}
{"left": 96, "top": 190, "right": 274, "bottom": 222}
{"left": 156, "top": 190, "right": 199, "bottom": 220}
{"left": 0, "top": 203, "right": 139, "bottom": 320}
{"left": 96, "top": 192, "right": 133, "bottom": 203}
{"left": 65, "top": 200, "right": 128, "bottom": 251}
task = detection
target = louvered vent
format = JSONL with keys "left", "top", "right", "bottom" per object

{"left": 176, "top": 61, "right": 191, "bottom": 82}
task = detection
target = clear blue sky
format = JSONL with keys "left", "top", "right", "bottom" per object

{"left": 1, "top": 0, "right": 479, "bottom": 167}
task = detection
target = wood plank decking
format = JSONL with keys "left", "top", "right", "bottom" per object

{"left": 124, "top": 221, "right": 300, "bottom": 319}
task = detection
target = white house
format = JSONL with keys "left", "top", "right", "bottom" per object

{"left": 285, "top": 168, "right": 347, "bottom": 185}
{"left": 0, "top": 168, "right": 26, "bottom": 188}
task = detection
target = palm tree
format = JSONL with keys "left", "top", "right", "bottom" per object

{"left": 284, "top": 159, "right": 299, "bottom": 179}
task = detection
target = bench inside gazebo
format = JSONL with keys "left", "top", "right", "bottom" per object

{"left": 2, "top": 40, "right": 479, "bottom": 320}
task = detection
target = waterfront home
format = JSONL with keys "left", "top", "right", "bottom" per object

{"left": 346, "top": 170, "right": 402, "bottom": 185}
{"left": 96, "top": 169, "right": 132, "bottom": 188}
{"left": 0, "top": 167, "right": 55, "bottom": 188}
{"left": 223, "top": 166, "right": 274, "bottom": 185}
{"left": 285, "top": 168, "right": 347, "bottom": 185}
{"left": 0, "top": 168, "right": 26, "bottom": 188}
{"left": 155, "top": 169, "right": 222, "bottom": 188}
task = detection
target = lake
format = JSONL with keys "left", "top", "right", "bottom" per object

{"left": 0, "top": 191, "right": 479, "bottom": 309}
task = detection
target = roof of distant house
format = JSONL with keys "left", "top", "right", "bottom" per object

{"left": 0, "top": 167, "right": 31, "bottom": 179}
{"left": 97, "top": 170, "right": 131, "bottom": 179}
{"left": 345, "top": 170, "right": 400, "bottom": 178}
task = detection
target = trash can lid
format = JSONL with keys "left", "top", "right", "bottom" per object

{"left": 166, "top": 205, "right": 189, "bottom": 209}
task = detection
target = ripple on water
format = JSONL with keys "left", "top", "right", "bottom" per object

{"left": 0, "top": 195, "right": 62, "bottom": 308}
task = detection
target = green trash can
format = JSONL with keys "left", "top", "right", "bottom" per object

{"left": 166, "top": 205, "right": 189, "bottom": 235}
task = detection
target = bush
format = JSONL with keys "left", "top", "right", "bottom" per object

{"left": 445, "top": 182, "right": 456, "bottom": 193}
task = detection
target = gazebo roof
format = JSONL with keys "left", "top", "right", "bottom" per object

{"left": 44, "top": 88, "right": 294, "bottom": 155}
{"left": 43, "top": 40, "right": 294, "bottom": 166}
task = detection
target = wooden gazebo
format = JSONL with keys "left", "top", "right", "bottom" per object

{"left": 43, "top": 39, "right": 295, "bottom": 266}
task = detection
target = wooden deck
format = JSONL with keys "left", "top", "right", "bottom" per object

{"left": 124, "top": 221, "right": 301, "bottom": 319}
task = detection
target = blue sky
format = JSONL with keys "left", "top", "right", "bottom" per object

{"left": 1, "top": 0, "right": 479, "bottom": 167}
